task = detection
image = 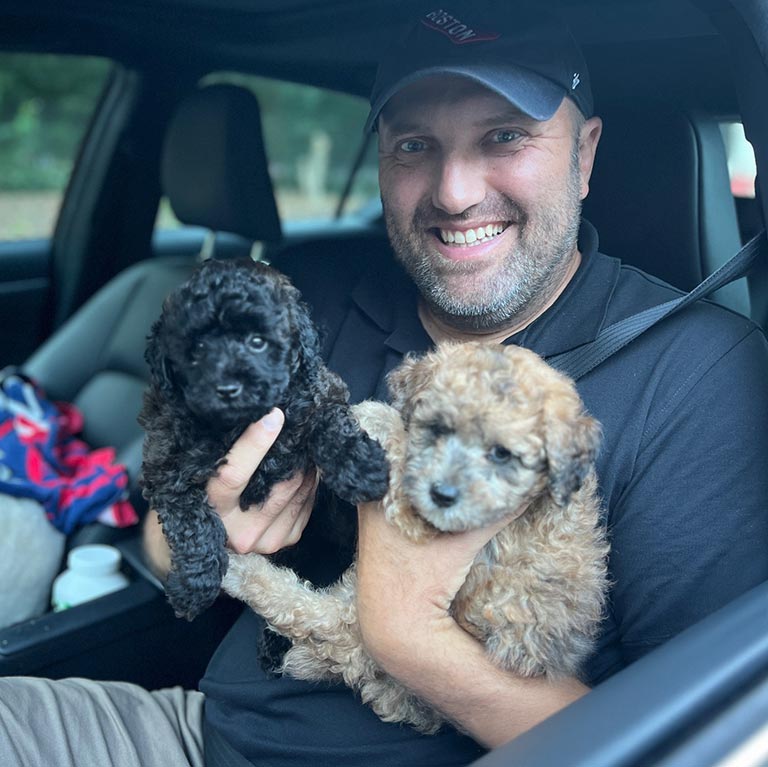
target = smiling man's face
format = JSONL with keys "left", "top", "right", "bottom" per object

{"left": 377, "top": 76, "right": 600, "bottom": 332}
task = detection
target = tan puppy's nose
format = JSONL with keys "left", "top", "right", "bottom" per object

{"left": 430, "top": 482, "right": 460, "bottom": 507}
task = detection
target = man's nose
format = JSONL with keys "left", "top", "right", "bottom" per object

{"left": 432, "top": 155, "right": 486, "bottom": 215}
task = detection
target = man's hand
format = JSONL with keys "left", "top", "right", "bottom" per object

{"left": 143, "top": 408, "right": 318, "bottom": 575}
{"left": 208, "top": 408, "right": 318, "bottom": 555}
{"left": 355, "top": 500, "right": 510, "bottom": 664}
{"left": 355, "top": 501, "right": 588, "bottom": 747}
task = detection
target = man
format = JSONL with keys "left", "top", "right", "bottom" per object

{"left": 2, "top": 4, "right": 767, "bottom": 767}
{"left": 188, "top": 4, "right": 768, "bottom": 764}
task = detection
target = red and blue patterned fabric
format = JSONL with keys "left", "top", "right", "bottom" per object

{"left": 0, "top": 370, "right": 138, "bottom": 534}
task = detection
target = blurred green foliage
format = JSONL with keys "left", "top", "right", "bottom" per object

{"left": 0, "top": 55, "right": 379, "bottom": 233}
{"left": 0, "top": 53, "right": 111, "bottom": 191}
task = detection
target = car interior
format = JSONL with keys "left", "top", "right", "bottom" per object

{"left": 0, "top": 0, "right": 767, "bottom": 764}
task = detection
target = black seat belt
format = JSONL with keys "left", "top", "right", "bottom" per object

{"left": 547, "top": 230, "right": 768, "bottom": 381}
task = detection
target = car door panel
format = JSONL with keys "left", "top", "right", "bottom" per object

{"left": 0, "top": 240, "right": 52, "bottom": 365}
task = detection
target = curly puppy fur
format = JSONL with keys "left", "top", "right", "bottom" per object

{"left": 139, "top": 258, "right": 389, "bottom": 621}
{"left": 222, "top": 342, "right": 609, "bottom": 733}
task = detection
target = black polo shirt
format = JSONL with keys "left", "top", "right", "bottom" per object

{"left": 201, "top": 221, "right": 768, "bottom": 766}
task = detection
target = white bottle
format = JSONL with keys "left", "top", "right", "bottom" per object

{"left": 51, "top": 544, "right": 130, "bottom": 611}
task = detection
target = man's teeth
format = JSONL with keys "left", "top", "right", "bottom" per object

{"left": 439, "top": 224, "right": 506, "bottom": 245}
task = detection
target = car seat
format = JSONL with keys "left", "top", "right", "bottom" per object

{"left": 582, "top": 102, "right": 751, "bottom": 316}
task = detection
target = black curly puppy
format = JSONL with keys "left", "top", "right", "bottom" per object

{"left": 139, "top": 258, "right": 389, "bottom": 620}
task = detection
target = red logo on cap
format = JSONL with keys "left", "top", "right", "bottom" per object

{"left": 422, "top": 9, "right": 500, "bottom": 45}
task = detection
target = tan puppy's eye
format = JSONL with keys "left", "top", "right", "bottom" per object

{"left": 487, "top": 445, "right": 513, "bottom": 464}
{"left": 428, "top": 420, "right": 453, "bottom": 438}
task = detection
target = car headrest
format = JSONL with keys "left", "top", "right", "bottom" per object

{"left": 161, "top": 83, "right": 282, "bottom": 243}
{"left": 583, "top": 104, "right": 750, "bottom": 316}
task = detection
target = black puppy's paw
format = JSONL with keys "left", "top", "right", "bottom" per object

{"left": 161, "top": 506, "right": 229, "bottom": 621}
{"left": 166, "top": 562, "right": 227, "bottom": 621}
{"left": 321, "top": 433, "right": 390, "bottom": 504}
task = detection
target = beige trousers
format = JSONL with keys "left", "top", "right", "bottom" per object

{"left": 0, "top": 676, "right": 204, "bottom": 767}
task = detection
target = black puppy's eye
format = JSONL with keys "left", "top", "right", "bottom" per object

{"left": 247, "top": 334, "right": 268, "bottom": 352}
{"left": 487, "top": 445, "right": 514, "bottom": 464}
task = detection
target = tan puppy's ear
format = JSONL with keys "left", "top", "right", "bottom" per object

{"left": 543, "top": 388, "right": 602, "bottom": 506}
{"left": 386, "top": 352, "right": 438, "bottom": 423}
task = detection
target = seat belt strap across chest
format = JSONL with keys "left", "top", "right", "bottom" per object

{"left": 546, "top": 230, "right": 767, "bottom": 381}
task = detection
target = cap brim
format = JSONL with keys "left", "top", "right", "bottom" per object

{"left": 364, "top": 65, "right": 566, "bottom": 134}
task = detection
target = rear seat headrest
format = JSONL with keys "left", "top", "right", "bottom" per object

{"left": 161, "top": 83, "right": 282, "bottom": 243}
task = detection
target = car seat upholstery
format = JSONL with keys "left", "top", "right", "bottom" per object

{"left": 582, "top": 103, "right": 751, "bottom": 316}
{"left": 161, "top": 83, "right": 281, "bottom": 246}
{"left": 23, "top": 84, "right": 282, "bottom": 521}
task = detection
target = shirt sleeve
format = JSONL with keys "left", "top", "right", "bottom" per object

{"left": 606, "top": 326, "right": 768, "bottom": 666}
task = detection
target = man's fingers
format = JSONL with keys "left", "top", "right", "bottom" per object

{"left": 291, "top": 467, "right": 320, "bottom": 517}
{"left": 225, "top": 468, "right": 319, "bottom": 554}
{"left": 251, "top": 471, "right": 307, "bottom": 523}
{"left": 207, "top": 408, "right": 284, "bottom": 510}
{"left": 285, "top": 470, "right": 320, "bottom": 543}
{"left": 286, "top": 503, "right": 313, "bottom": 546}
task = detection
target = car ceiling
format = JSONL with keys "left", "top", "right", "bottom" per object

{"left": 0, "top": 0, "right": 745, "bottom": 113}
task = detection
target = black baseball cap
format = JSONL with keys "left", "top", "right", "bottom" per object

{"left": 365, "top": 3, "right": 593, "bottom": 133}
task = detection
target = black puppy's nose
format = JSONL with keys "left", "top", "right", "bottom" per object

{"left": 430, "top": 482, "right": 459, "bottom": 508}
{"left": 216, "top": 383, "right": 243, "bottom": 401}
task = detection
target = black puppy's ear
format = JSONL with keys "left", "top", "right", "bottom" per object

{"left": 284, "top": 282, "right": 321, "bottom": 372}
{"left": 145, "top": 317, "right": 176, "bottom": 394}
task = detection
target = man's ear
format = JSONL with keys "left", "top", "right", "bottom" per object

{"left": 578, "top": 115, "right": 603, "bottom": 201}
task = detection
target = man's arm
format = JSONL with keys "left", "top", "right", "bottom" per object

{"left": 142, "top": 408, "right": 318, "bottom": 577}
{"left": 355, "top": 501, "right": 588, "bottom": 748}
{"left": 142, "top": 508, "right": 171, "bottom": 578}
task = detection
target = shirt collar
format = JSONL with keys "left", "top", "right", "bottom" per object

{"left": 351, "top": 256, "right": 433, "bottom": 355}
{"left": 351, "top": 219, "right": 621, "bottom": 358}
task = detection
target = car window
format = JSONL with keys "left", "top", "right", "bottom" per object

{"left": 0, "top": 53, "right": 113, "bottom": 241}
{"left": 721, "top": 121, "right": 757, "bottom": 199}
{"left": 155, "top": 74, "right": 380, "bottom": 231}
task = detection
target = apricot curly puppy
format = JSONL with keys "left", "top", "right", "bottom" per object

{"left": 223, "top": 342, "right": 609, "bottom": 733}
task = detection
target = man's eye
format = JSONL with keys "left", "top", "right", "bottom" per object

{"left": 399, "top": 139, "right": 427, "bottom": 153}
{"left": 492, "top": 129, "right": 522, "bottom": 144}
